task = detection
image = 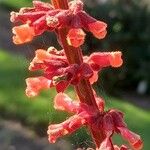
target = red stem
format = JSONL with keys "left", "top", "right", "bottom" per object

{"left": 51, "top": 0, "right": 106, "bottom": 148}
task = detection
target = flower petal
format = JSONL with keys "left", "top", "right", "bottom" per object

{"left": 89, "top": 51, "right": 123, "bottom": 68}
{"left": 98, "top": 137, "right": 113, "bottom": 150}
{"left": 25, "top": 76, "right": 51, "bottom": 97}
{"left": 114, "top": 145, "right": 129, "bottom": 150}
{"left": 33, "top": 0, "right": 54, "bottom": 11}
{"left": 89, "top": 71, "right": 98, "bottom": 84}
{"left": 103, "top": 114, "right": 114, "bottom": 134}
{"left": 54, "top": 93, "right": 80, "bottom": 113}
{"left": 29, "top": 48, "right": 67, "bottom": 71}
{"left": 109, "top": 52, "right": 123, "bottom": 67}
{"left": 12, "top": 24, "right": 35, "bottom": 44}
{"left": 47, "top": 114, "right": 86, "bottom": 143}
{"left": 88, "top": 21, "right": 107, "bottom": 39}
{"left": 109, "top": 109, "right": 126, "bottom": 128}
{"left": 67, "top": 28, "right": 86, "bottom": 47}
{"left": 118, "top": 127, "right": 143, "bottom": 150}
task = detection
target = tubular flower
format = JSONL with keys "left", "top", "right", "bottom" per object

{"left": 10, "top": 0, "right": 107, "bottom": 46}
{"left": 88, "top": 21, "right": 107, "bottom": 39}
{"left": 26, "top": 47, "right": 95, "bottom": 95}
{"left": 47, "top": 93, "right": 143, "bottom": 150}
{"left": 67, "top": 28, "right": 86, "bottom": 47}
{"left": 98, "top": 137, "right": 113, "bottom": 150}
{"left": 86, "top": 51, "right": 123, "bottom": 84}
{"left": 12, "top": 24, "right": 35, "bottom": 44}
{"left": 26, "top": 48, "right": 123, "bottom": 96}
{"left": 26, "top": 76, "right": 52, "bottom": 97}
{"left": 117, "top": 127, "right": 143, "bottom": 150}
{"left": 48, "top": 93, "right": 101, "bottom": 143}
{"left": 88, "top": 51, "right": 123, "bottom": 69}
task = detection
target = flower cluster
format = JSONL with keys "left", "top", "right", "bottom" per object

{"left": 26, "top": 46, "right": 122, "bottom": 97}
{"left": 10, "top": 0, "right": 106, "bottom": 46}
{"left": 47, "top": 92, "right": 143, "bottom": 150}
{"left": 10, "top": 0, "right": 143, "bottom": 150}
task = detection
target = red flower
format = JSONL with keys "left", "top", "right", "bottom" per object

{"left": 98, "top": 137, "right": 113, "bottom": 150}
{"left": 10, "top": 1, "right": 62, "bottom": 44}
{"left": 88, "top": 21, "right": 107, "bottom": 39}
{"left": 47, "top": 114, "right": 86, "bottom": 143}
{"left": 67, "top": 28, "right": 85, "bottom": 47}
{"left": 10, "top": 0, "right": 107, "bottom": 46}
{"left": 47, "top": 93, "right": 143, "bottom": 150}
{"left": 78, "top": 11, "right": 107, "bottom": 40}
{"left": 88, "top": 51, "right": 123, "bottom": 69}
{"left": 48, "top": 93, "right": 97, "bottom": 143}
{"left": 86, "top": 51, "right": 123, "bottom": 84}
{"left": 26, "top": 76, "right": 52, "bottom": 97}
{"left": 26, "top": 47, "right": 96, "bottom": 96}
{"left": 117, "top": 127, "right": 143, "bottom": 150}
{"left": 26, "top": 47, "right": 122, "bottom": 97}
{"left": 29, "top": 47, "right": 67, "bottom": 71}
{"left": 10, "top": 0, "right": 143, "bottom": 149}
{"left": 12, "top": 24, "right": 35, "bottom": 44}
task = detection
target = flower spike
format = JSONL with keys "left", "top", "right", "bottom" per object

{"left": 10, "top": 0, "right": 107, "bottom": 45}
{"left": 48, "top": 93, "right": 143, "bottom": 150}
{"left": 10, "top": 0, "right": 143, "bottom": 149}
{"left": 26, "top": 48, "right": 123, "bottom": 96}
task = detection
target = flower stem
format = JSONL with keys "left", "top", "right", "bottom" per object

{"left": 51, "top": 0, "right": 106, "bottom": 148}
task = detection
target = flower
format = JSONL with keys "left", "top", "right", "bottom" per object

{"left": 12, "top": 24, "right": 35, "bottom": 44}
{"left": 67, "top": 28, "right": 86, "bottom": 47}
{"left": 10, "top": 0, "right": 107, "bottom": 46}
{"left": 86, "top": 51, "right": 123, "bottom": 84}
{"left": 10, "top": 1, "right": 61, "bottom": 44}
{"left": 117, "top": 127, "right": 143, "bottom": 150}
{"left": 88, "top": 51, "right": 123, "bottom": 69}
{"left": 26, "top": 47, "right": 122, "bottom": 97}
{"left": 78, "top": 11, "right": 107, "bottom": 40}
{"left": 88, "top": 21, "right": 107, "bottom": 39}
{"left": 47, "top": 93, "right": 143, "bottom": 150}
{"left": 26, "top": 47, "right": 95, "bottom": 96}
{"left": 26, "top": 76, "right": 52, "bottom": 97}
{"left": 47, "top": 114, "right": 86, "bottom": 143}
{"left": 48, "top": 93, "right": 97, "bottom": 143}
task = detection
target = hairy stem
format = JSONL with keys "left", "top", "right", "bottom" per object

{"left": 51, "top": 0, "right": 106, "bottom": 148}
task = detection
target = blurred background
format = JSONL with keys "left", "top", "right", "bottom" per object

{"left": 0, "top": 0, "right": 150, "bottom": 149}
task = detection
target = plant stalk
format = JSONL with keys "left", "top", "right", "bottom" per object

{"left": 51, "top": 0, "right": 106, "bottom": 148}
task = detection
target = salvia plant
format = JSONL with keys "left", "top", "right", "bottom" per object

{"left": 10, "top": 0, "right": 143, "bottom": 149}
